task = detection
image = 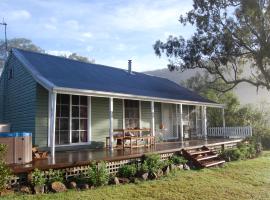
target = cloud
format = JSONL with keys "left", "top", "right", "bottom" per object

{"left": 107, "top": 0, "right": 191, "bottom": 31}
{"left": 6, "top": 9, "right": 31, "bottom": 21}
{"left": 81, "top": 32, "right": 93, "bottom": 38}
{"left": 46, "top": 50, "right": 72, "bottom": 57}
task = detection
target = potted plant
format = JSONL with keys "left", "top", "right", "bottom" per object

{"left": 31, "top": 168, "right": 46, "bottom": 194}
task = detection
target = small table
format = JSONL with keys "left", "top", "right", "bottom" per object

{"left": 106, "top": 128, "right": 154, "bottom": 149}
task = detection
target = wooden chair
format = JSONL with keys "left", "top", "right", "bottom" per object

{"left": 32, "top": 147, "right": 48, "bottom": 160}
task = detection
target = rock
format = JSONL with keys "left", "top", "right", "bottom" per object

{"left": 113, "top": 177, "right": 120, "bottom": 185}
{"left": 150, "top": 172, "right": 158, "bottom": 179}
{"left": 177, "top": 164, "right": 184, "bottom": 170}
{"left": 34, "top": 185, "right": 45, "bottom": 194}
{"left": 157, "top": 169, "right": 163, "bottom": 177}
{"left": 79, "top": 183, "right": 89, "bottom": 190}
{"left": 163, "top": 166, "right": 170, "bottom": 176}
{"left": 118, "top": 177, "right": 130, "bottom": 184}
{"left": 68, "top": 181, "right": 77, "bottom": 189}
{"left": 141, "top": 172, "right": 149, "bottom": 181}
{"left": 183, "top": 164, "right": 190, "bottom": 170}
{"left": 20, "top": 185, "right": 32, "bottom": 194}
{"left": 51, "top": 181, "right": 67, "bottom": 193}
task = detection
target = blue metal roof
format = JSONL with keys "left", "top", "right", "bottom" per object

{"left": 12, "top": 48, "right": 216, "bottom": 104}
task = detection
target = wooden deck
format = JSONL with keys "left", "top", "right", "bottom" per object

{"left": 9, "top": 138, "right": 242, "bottom": 174}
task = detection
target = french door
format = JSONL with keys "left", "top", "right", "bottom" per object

{"left": 55, "top": 94, "right": 88, "bottom": 145}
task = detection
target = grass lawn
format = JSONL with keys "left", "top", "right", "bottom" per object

{"left": 3, "top": 152, "right": 270, "bottom": 200}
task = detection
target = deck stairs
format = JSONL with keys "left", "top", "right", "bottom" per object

{"left": 182, "top": 146, "right": 225, "bottom": 168}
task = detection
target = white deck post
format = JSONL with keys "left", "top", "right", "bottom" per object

{"left": 202, "top": 106, "right": 207, "bottom": 140}
{"left": 109, "top": 97, "right": 114, "bottom": 149}
{"left": 151, "top": 101, "right": 155, "bottom": 136}
{"left": 49, "top": 91, "right": 57, "bottom": 160}
{"left": 179, "top": 104, "right": 183, "bottom": 142}
{"left": 87, "top": 96, "right": 92, "bottom": 143}
{"left": 176, "top": 104, "right": 179, "bottom": 138}
{"left": 222, "top": 108, "right": 225, "bottom": 127}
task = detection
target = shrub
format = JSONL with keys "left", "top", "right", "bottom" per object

{"left": 220, "top": 148, "right": 242, "bottom": 161}
{"left": 47, "top": 169, "right": 64, "bottom": 184}
{"left": 141, "top": 154, "right": 163, "bottom": 174}
{"left": 169, "top": 155, "right": 188, "bottom": 165}
{"left": 31, "top": 168, "right": 46, "bottom": 186}
{"left": 0, "top": 144, "right": 11, "bottom": 192}
{"left": 87, "top": 161, "right": 109, "bottom": 186}
{"left": 118, "top": 164, "right": 137, "bottom": 178}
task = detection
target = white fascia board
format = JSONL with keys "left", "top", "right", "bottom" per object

{"left": 53, "top": 86, "right": 225, "bottom": 108}
{"left": 12, "top": 49, "right": 55, "bottom": 92}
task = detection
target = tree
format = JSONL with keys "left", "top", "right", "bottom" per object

{"left": 0, "top": 38, "right": 94, "bottom": 71}
{"left": 0, "top": 38, "right": 44, "bottom": 71}
{"left": 183, "top": 72, "right": 270, "bottom": 149}
{"left": 66, "top": 53, "right": 94, "bottom": 63}
{"left": 154, "top": 0, "right": 270, "bottom": 92}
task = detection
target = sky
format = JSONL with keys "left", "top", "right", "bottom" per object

{"left": 0, "top": 0, "right": 194, "bottom": 72}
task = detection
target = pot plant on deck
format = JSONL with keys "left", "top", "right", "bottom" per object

{"left": 31, "top": 168, "right": 46, "bottom": 194}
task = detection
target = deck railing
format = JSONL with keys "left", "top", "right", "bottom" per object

{"left": 207, "top": 126, "right": 252, "bottom": 138}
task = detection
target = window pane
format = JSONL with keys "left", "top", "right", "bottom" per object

{"left": 72, "top": 95, "right": 79, "bottom": 105}
{"left": 80, "top": 106, "right": 88, "bottom": 118}
{"left": 80, "top": 96, "right": 88, "bottom": 106}
{"left": 80, "top": 119, "right": 87, "bottom": 130}
{"left": 72, "top": 119, "right": 79, "bottom": 130}
{"left": 72, "top": 131, "right": 79, "bottom": 143}
{"left": 57, "top": 95, "right": 61, "bottom": 104}
{"left": 61, "top": 94, "right": 70, "bottom": 105}
{"left": 56, "top": 118, "right": 60, "bottom": 130}
{"left": 60, "top": 131, "right": 69, "bottom": 144}
{"left": 80, "top": 131, "right": 88, "bottom": 142}
{"left": 72, "top": 106, "right": 79, "bottom": 117}
{"left": 61, "top": 105, "right": 69, "bottom": 117}
{"left": 60, "top": 118, "right": 69, "bottom": 130}
{"left": 56, "top": 105, "right": 61, "bottom": 117}
{"left": 55, "top": 131, "right": 60, "bottom": 145}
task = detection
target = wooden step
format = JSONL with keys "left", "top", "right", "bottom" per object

{"left": 202, "top": 160, "right": 225, "bottom": 168}
{"left": 190, "top": 150, "right": 211, "bottom": 156}
{"left": 197, "top": 154, "right": 218, "bottom": 161}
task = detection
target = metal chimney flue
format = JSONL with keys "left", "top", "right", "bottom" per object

{"left": 128, "top": 60, "right": 132, "bottom": 74}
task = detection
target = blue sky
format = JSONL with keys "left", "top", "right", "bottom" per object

{"left": 1, "top": 0, "right": 194, "bottom": 71}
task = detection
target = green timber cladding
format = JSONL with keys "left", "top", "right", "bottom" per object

{"left": 90, "top": 98, "right": 161, "bottom": 144}
{"left": 0, "top": 54, "right": 49, "bottom": 147}
{"left": 1, "top": 53, "right": 36, "bottom": 136}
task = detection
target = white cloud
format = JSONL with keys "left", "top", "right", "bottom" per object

{"left": 108, "top": 1, "right": 191, "bottom": 31}
{"left": 7, "top": 10, "right": 31, "bottom": 21}
{"left": 81, "top": 32, "right": 93, "bottom": 38}
{"left": 46, "top": 50, "right": 72, "bottom": 57}
{"left": 44, "top": 23, "right": 57, "bottom": 30}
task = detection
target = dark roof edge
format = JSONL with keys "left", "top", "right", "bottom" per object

{"left": 12, "top": 48, "right": 55, "bottom": 91}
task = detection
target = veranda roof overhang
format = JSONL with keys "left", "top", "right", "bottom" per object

{"left": 53, "top": 86, "right": 225, "bottom": 108}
